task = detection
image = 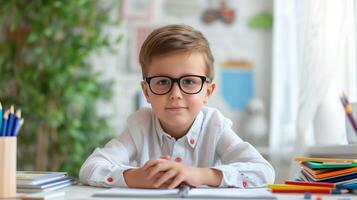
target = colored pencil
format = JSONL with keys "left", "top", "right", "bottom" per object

{"left": 268, "top": 184, "right": 332, "bottom": 190}
{"left": 14, "top": 118, "right": 24, "bottom": 136}
{"left": 340, "top": 93, "right": 357, "bottom": 135}
{"left": 1, "top": 110, "right": 9, "bottom": 136}
{"left": 10, "top": 109, "right": 21, "bottom": 136}
{"left": 270, "top": 189, "right": 347, "bottom": 194}
{"left": 284, "top": 180, "right": 335, "bottom": 188}
{"left": 5, "top": 105, "right": 14, "bottom": 136}
{"left": 0, "top": 102, "right": 2, "bottom": 135}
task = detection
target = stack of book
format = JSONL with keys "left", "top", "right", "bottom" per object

{"left": 269, "top": 157, "right": 357, "bottom": 194}
{"left": 17, "top": 171, "right": 74, "bottom": 193}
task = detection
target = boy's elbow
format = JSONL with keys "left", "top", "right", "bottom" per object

{"left": 263, "top": 164, "right": 275, "bottom": 184}
{"left": 266, "top": 170, "right": 275, "bottom": 184}
{"left": 78, "top": 159, "right": 96, "bottom": 185}
{"left": 78, "top": 164, "right": 89, "bottom": 185}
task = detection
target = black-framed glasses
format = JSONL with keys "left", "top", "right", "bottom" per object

{"left": 145, "top": 75, "right": 211, "bottom": 95}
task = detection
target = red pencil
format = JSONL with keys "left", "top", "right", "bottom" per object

{"left": 284, "top": 180, "right": 335, "bottom": 188}
{"left": 271, "top": 189, "right": 331, "bottom": 194}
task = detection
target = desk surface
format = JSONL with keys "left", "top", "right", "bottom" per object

{"left": 19, "top": 185, "right": 357, "bottom": 200}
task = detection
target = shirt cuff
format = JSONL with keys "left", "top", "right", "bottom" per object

{"left": 88, "top": 164, "right": 135, "bottom": 187}
{"left": 211, "top": 165, "right": 245, "bottom": 188}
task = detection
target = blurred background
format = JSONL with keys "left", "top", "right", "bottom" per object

{"left": 0, "top": 0, "right": 356, "bottom": 183}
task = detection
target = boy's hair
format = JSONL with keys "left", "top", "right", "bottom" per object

{"left": 139, "top": 24, "right": 215, "bottom": 80}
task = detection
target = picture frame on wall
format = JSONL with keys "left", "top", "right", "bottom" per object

{"left": 121, "top": 0, "right": 154, "bottom": 21}
{"left": 128, "top": 25, "right": 156, "bottom": 72}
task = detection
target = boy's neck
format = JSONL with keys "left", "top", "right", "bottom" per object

{"left": 159, "top": 120, "right": 194, "bottom": 140}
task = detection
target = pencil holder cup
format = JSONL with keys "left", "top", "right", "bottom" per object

{"left": 346, "top": 102, "right": 357, "bottom": 144}
{"left": 0, "top": 137, "right": 17, "bottom": 198}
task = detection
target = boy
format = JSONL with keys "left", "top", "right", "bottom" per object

{"left": 79, "top": 24, "right": 275, "bottom": 189}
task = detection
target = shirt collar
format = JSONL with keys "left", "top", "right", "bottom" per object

{"left": 154, "top": 111, "right": 204, "bottom": 149}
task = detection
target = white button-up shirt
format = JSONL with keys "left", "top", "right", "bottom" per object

{"left": 79, "top": 107, "right": 275, "bottom": 188}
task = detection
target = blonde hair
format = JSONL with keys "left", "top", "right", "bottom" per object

{"left": 139, "top": 24, "right": 214, "bottom": 80}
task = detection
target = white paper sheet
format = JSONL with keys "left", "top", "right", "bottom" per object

{"left": 92, "top": 187, "right": 276, "bottom": 199}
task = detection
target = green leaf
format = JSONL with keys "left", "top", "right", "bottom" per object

{"left": 0, "top": 0, "right": 119, "bottom": 177}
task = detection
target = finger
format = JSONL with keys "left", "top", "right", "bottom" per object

{"left": 168, "top": 174, "right": 184, "bottom": 189}
{"left": 160, "top": 155, "right": 171, "bottom": 160}
{"left": 147, "top": 162, "right": 171, "bottom": 180}
{"left": 159, "top": 179, "right": 174, "bottom": 189}
{"left": 142, "top": 159, "right": 162, "bottom": 170}
{"left": 143, "top": 157, "right": 168, "bottom": 170}
{"left": 154, "top": 169, "right": 177, "bottom": 188}
{"left": 152, "top": 171, "right": 165, "bottom": 180}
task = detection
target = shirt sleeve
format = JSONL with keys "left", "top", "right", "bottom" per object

{"left": 79, "top": 128, "right": 137, "bottom": 187}
{"left": 212, "top": 127, "right": 275, "bottom": 188}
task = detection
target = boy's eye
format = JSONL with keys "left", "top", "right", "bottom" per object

{"left": 181, "top": 78, "right": 197, "bottom": 85}
{"left": 155, "top": 79, "right": 170, "bottom": 85}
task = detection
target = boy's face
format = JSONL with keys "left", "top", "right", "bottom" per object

{"left": 141, "top": 52, "right": 216, "bottom": 135}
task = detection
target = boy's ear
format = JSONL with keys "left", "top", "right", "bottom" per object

{"left": 204, "top": 82, "right": 216, "bottom": 103}
{"left": 141, "top": 81, "right": 151, "bottom": 103}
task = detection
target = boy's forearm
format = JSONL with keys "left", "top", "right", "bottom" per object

{"left": 197, "top": 168, "right": 222, "bottom": 187}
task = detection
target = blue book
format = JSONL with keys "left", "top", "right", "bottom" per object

{"left": 304, "top": 161, "right": 357, "bottom": 169}
{"left": 336, "top": 182, "right": 357, "bottom": 189}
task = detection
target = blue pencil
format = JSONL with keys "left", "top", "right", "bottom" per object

{"left": 11, "top": 109, "right": 21, "bottom": 136}
{"left": 1, "top": 110, "right": 9, "bottom": 136}
{"left": 6, "top": 105, "right": 14, "bottom": 136}
{"left": 0, "top": 102, "right": 2, "bottom": 136}
{"left": 14, "top": 118, "right": 24, "bottom": 136}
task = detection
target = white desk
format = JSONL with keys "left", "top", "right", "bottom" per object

{"left": 23, "top": 185, "right": 353, "bottom": 200}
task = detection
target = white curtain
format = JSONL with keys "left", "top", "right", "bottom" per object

{"left": 270, "top": 0, "right": 299, "bottom": 165}
{"left": 271, "top": 0, "right": 357, "bottom": 178}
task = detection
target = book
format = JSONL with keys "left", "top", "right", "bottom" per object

{"left": 303, "top": 161, "right": 357, "bottom": 169}
{"left": 17, "top": 181, "right": 73, "bottom": 193}
{"left": 20, "top": 191, "right": 65, "bottom": 200}
{"left": 336, "top": 182, "right": 357, "bottom": 189}
{"left": 17, "top": 171, "right": 67, "bottom": 186}
{"left": 301, "top": 164, "right": 357, "bottom": 179}
{"left": 17, "top": 177, "right": 73, "bottom": 189}
{"left": 300, "top": 163, "right": 335, "bottom": 175}
{"left": 301, "top": 169, "right": 357, "bottom": 183}
{"left": 92, "top": 187, "right": 277, "bottom": 199}
{"left": 294, "top": 156, "right": 357, "bottom": 163}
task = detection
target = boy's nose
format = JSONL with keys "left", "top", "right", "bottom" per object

{"left": 169, "top": 82, "right": 183, "bottom": 99}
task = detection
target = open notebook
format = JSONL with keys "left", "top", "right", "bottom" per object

{"left": 92, "top": 187, "right": 277, "bottom": 199}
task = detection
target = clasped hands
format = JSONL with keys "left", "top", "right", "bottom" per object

{"left": 123, "top": 155, "right": 221, "bottom": 189}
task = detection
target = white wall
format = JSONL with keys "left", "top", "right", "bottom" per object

{"left": 92, "top": 0, "right": 273, "bottom": 148}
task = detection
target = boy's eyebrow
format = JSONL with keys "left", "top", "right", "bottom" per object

{"left": 146, "top": 73, "right": 207, "bottom": 77}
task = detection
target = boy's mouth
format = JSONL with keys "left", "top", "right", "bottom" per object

{"left": 165, "top": 106, "right": 188, "bottom": 112}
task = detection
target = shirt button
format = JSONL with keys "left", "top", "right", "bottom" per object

{"left": 107, "top": 177, "right": 113, "bottom": 183}
{"left": 242, "top": 180, "right": 247, "bottom": 188}
{"left": 175, "top": 157, "right": 182, "bottom": 162}
{"left": 189, "top": 139, "right": 195, "bottom": 144}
